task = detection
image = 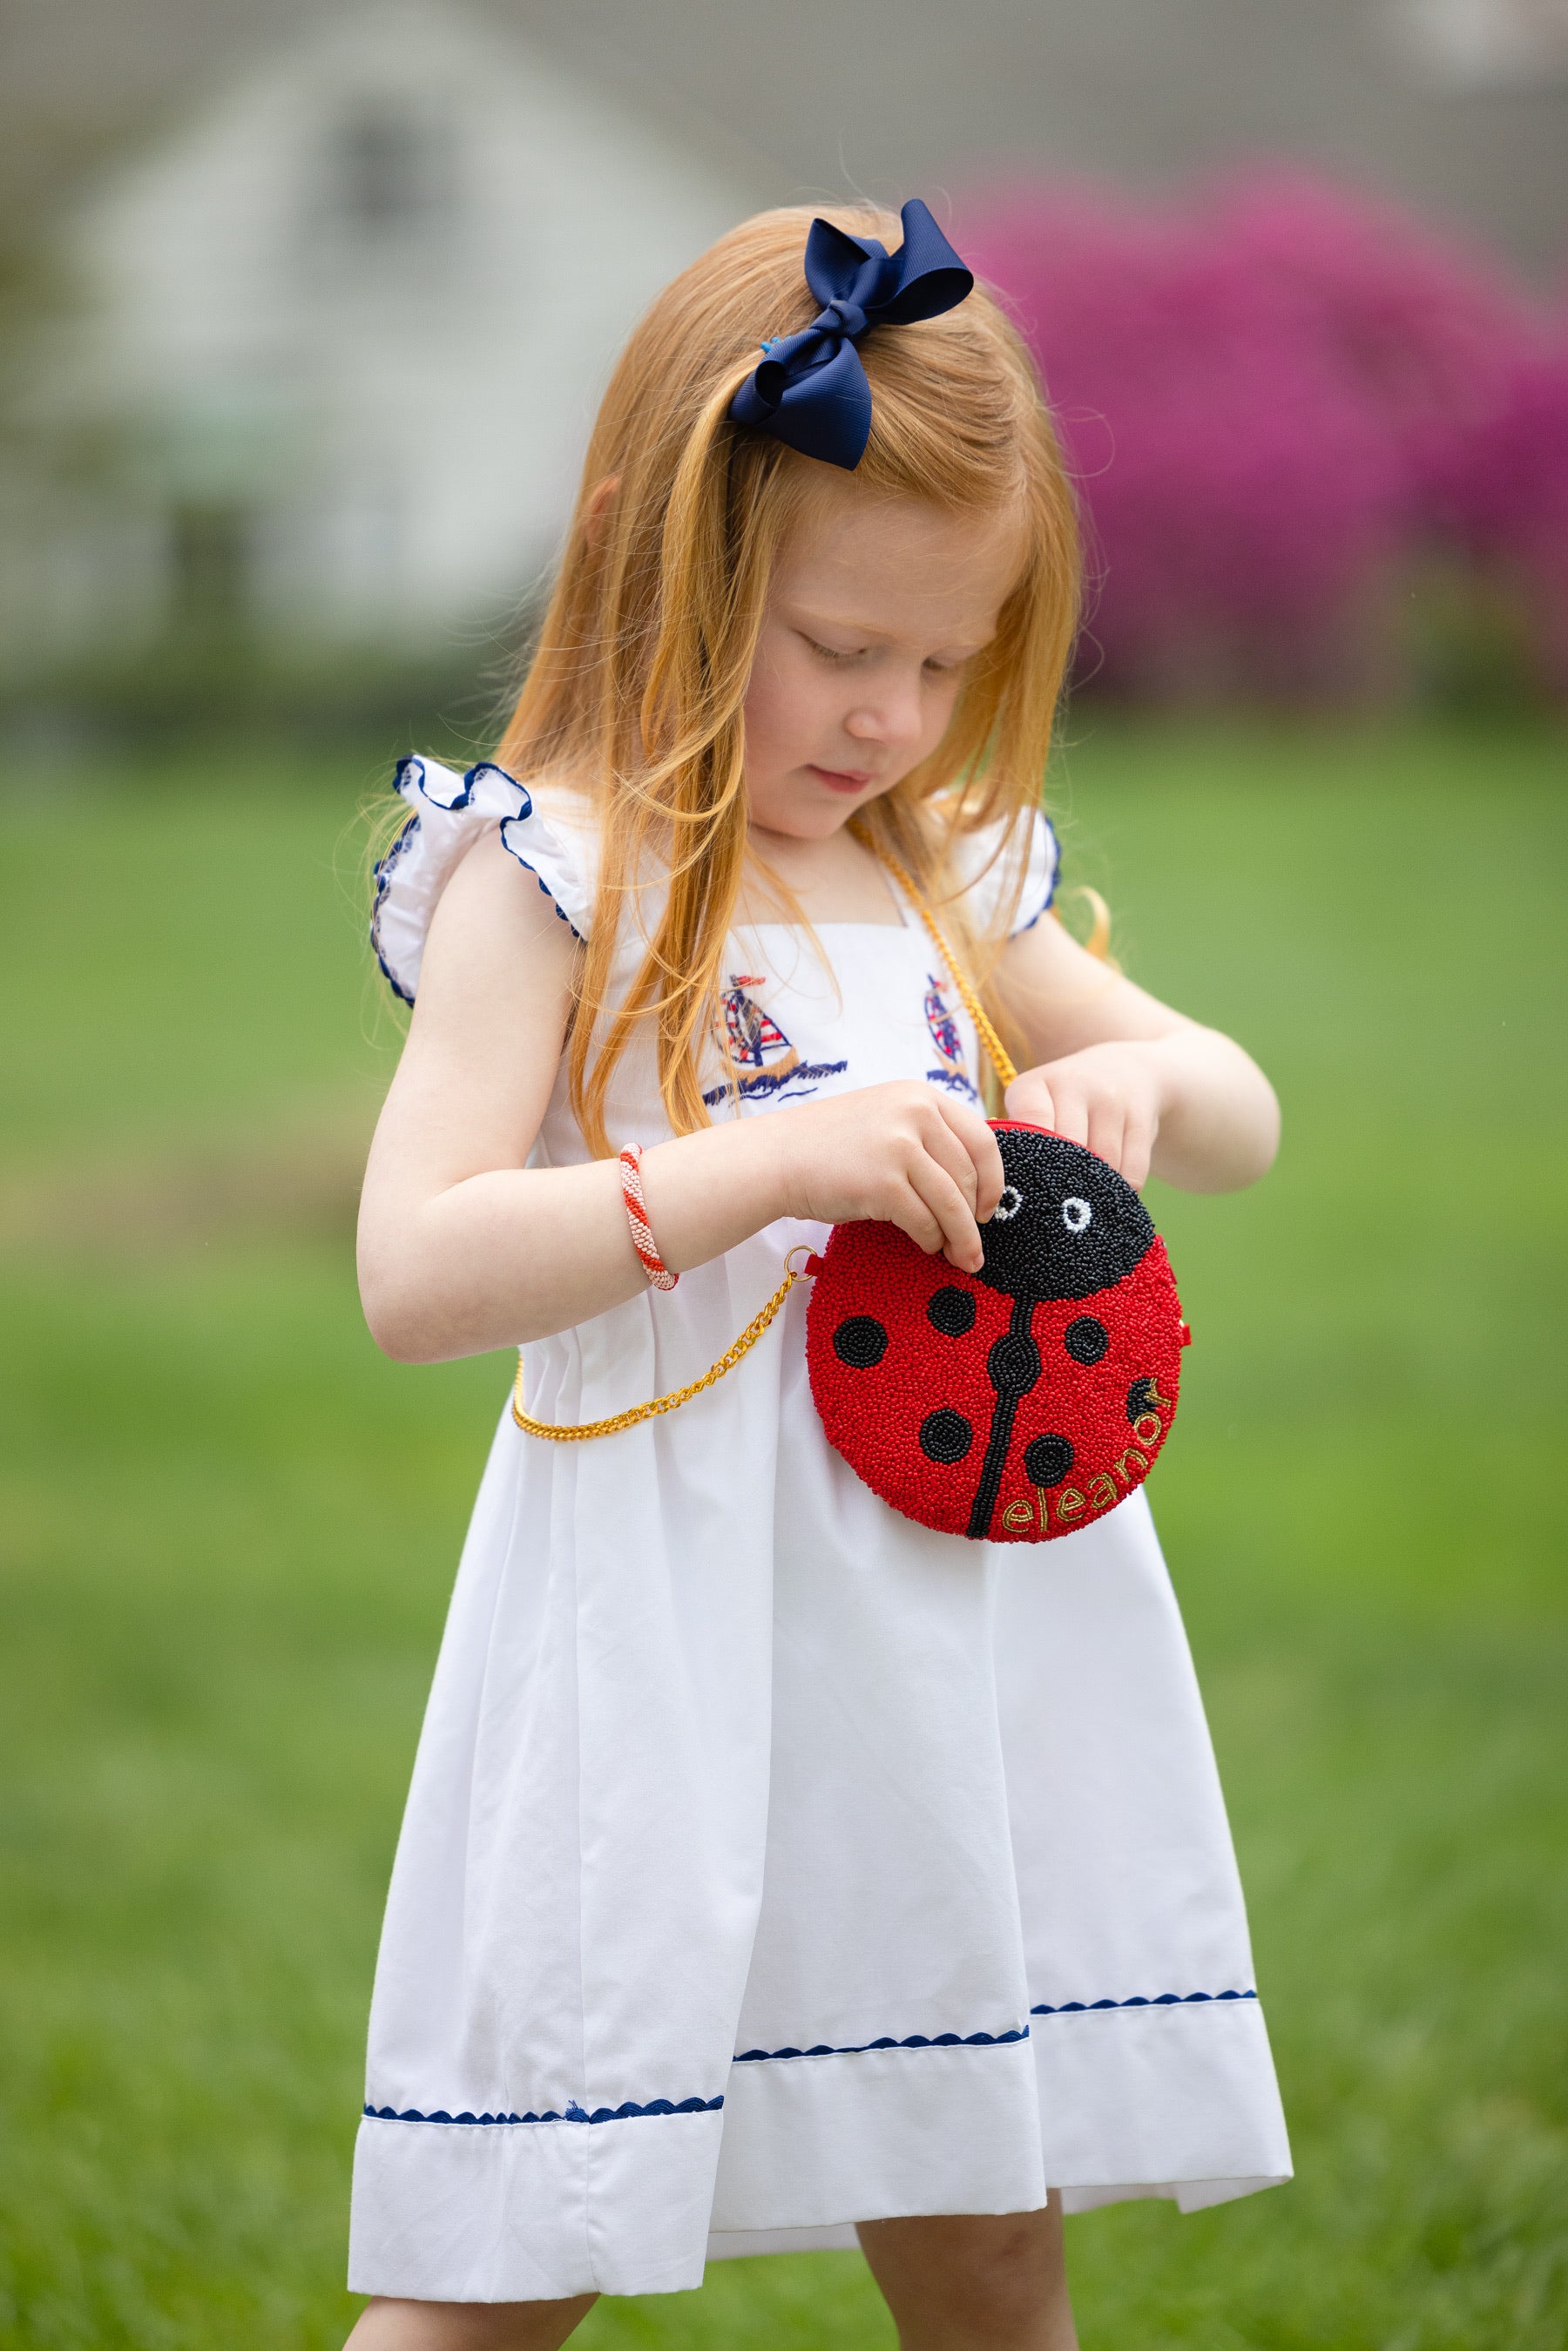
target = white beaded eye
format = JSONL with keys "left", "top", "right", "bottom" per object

{"left": 1062, "top": 1197, "right": 1092, "bottom": 1234}
{"left": 990, "top": 1185, "right": 1024, "bottom": 1223}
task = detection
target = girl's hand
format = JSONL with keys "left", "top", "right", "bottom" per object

{"left": 1004, "top": 1043, "right": 1166, "bottom": 1190}
{"left": 997, "top": 909, "right": 1279, "bottom": 1195}
{"left": 767, "top": 1081, "right": 1005, "bottom": 1274}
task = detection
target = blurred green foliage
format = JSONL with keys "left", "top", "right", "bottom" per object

{"left": 0, "top": 640, "right": 513, "bottom": 763}
{"left": 0, "top": 719, "right": 1565, "bottom": 2348}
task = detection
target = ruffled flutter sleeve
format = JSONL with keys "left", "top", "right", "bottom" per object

{"left": 370, "top": 755, "right": 592, "bottom": 1004}
{"left": 949, "top": 805, "right": 1059, "bottom": 939}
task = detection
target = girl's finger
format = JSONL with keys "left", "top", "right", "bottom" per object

{"left": 920, "top": 1102, "right": 991, "bottom": 1214}
{"left": 1121, "top": 1113, "right": 1155, "bottom": 1191}
{"left": 908, "top": 1160, "right": 984, "bottom": 1272}
{"left": 1002, "top": 1073, "right": 1055, "bottom": 1137}
{"left": 1085, "top": 1098, "right": 1125, "bottom": 1172}
{"left": 1049, "top": 1086, "right": 1092, "bottom": 1150}
{"left": 963, "top": 1118, "right": 1007, "bottom": 1222}
{"left": 887, "top": 1182, "right": 950, "bottom": 1260}
{"left": 934, "top": 1094, "right": 1005, "bottom": 1189}
{"left": 973, "top": 1140, "right": 1006, "bottom": 1223}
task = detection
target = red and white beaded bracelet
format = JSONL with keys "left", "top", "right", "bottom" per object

{"left": 618, "top": 1145, "right": 678, "bottom": 1291}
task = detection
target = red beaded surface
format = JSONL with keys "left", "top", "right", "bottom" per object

{"left": 805, "top": 1123, "right": 1187, "bottom": 1543}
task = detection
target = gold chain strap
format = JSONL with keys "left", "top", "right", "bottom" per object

{"left": 513, "top": 1259, "right": 803, "bottom": 1441}
{"left": 512, "top": 857, "right": 1009, "bottom": 1441}
{"left": 871, "top": 848, "right": 1018, "bottom": 1090}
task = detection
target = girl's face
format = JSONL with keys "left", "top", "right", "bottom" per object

{"left": 742, "top": 480, "right": 1024, "bottom": 842}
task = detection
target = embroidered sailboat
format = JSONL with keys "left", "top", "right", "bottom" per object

{"left": 924, "top": 975, "right": 964, "bottom": 1069}
{"left": 924, "top": 972, "right": 978, "bottom": 1101}
{"left": 702, "top": 974, "right": 847, "bottom": 1106}
{"left": 716, "top": 975, "right": 801, "bottom": 1087}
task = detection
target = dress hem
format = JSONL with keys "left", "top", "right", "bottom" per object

{"left": 705, "top": 2170, "right": 1292, "bottom": 2264}
{"left": 350, "top": 2001, "right": 1292, "bottom": 2300}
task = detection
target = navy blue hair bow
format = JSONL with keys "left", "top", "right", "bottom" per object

{"left": 728, "top": 199, "right": 974, "bottom": 470}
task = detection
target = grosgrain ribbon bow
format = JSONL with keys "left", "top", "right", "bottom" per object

{"left": 729, "top": 199, "right": 975, "bottom": 470}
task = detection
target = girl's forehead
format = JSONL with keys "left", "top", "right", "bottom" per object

{"left": 774, "top": 483, "right": 1027, "bottom": 635}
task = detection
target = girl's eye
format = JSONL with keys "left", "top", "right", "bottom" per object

{"left": 1062, "top": 1197, "right": 1092, "bottom": 1234}
{"left": 806, "top": 638, "right": 865, "bottom": 665}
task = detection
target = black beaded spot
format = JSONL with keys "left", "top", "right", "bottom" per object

{"left": 987, "top": 1329, "right": 1042, "bottom": 1399}
{"left": 1064, "top": 1315, "right": 1109, "bottom": 1366}
{"left": 833, "top": 1314, "right": 888, "bottom": 1368}
{"left": 1024, "top": 1433, "right": 1075, "bottom": 1488}
{"left": 1126, "top": 1376, "right": 1159, "bottom": 1422}
{"left": 920, "top": 1408, "right": 973, "bottom": 1464}
{"left": 978, "top": 1127, "right": 1155, "bottom": 1305}
{"left": 927, "top": 1286, "right": 977, "bottom": 1337}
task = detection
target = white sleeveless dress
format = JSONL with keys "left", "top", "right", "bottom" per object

{"left": 349, "top": 756, "right": 1291, "bottom": 2303}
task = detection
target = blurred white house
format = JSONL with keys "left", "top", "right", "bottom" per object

{"left": 7, "top": 0, "right": 1565, "bottom": 691}
{"left": 2, "top": 1, "right": 754, "bottom": 676}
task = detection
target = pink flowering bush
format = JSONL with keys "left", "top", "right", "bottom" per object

{"left": 963, "top": 174, "right": 1568, "bottom": 702}
{"left": 1426, "top": 339, "right": 1568, "bottom": 695}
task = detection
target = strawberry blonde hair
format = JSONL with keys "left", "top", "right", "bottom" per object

{"left": 493, "top": 201, "right": 1080, "bottom": 1156}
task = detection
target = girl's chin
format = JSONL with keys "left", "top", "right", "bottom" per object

{"left": 747, "top": 773, "right": 895, "bottom": 841}
{"left": 749, "top": 805, "right": 857, "bottom": 842}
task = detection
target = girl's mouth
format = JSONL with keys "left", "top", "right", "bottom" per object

{"left": 808, "top": 764, "right": 875, "bottom": 794}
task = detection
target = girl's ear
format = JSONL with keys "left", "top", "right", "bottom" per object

{"left": 584, "top": 475, "right": 621, "bottom": 551}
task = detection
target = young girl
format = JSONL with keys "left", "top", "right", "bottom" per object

{"left": 347, "top": 201, "right": 1290, "bottom": 2351}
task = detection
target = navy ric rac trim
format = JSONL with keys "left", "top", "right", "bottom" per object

{"left": 364, "top": 2095, "right": 723, "bottom": 2128}
{"left": 735, "top": 2025, "right": 1027, "bottom": 2063}
{"left": 457, "top": 759, "right": 584, "bottom": 941}
{"left": 1031, "top": 1989, "right": 1257, "bottom": 2017}
{"left": 368, "top": 755, "right": 585, "bottom": 1004}
{"left": 1013, "top": 814, "right": 1059, "bottom": 936}
{"left": 363, "top": 1994, "right": 1257, "bottom": 2126}
{"left": 368, "top": 808, "right": 422, "bottom": 1006}
{"left": 497, "top": 820, "right": 585, "bottom": 942}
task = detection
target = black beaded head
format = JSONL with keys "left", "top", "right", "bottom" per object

{"left": 977, "top": 1128, "right": 1154, "bottom": 1305}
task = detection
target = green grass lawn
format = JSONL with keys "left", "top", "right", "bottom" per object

{"left": 1, "top": 718, "right": 1565, "bottom": 2348}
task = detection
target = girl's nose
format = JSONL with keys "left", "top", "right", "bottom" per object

{"left": 845, "top": 679, "right": 924, "bottom": 749}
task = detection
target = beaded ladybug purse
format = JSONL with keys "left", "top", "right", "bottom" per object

{"left": 803, "top": 1122, "right": 1186, "bottom": 1543}
{"left": 798, "top": 862, "right": 1189, "bottom": 1542}
{"left": 513, "top": 849, "right": 1189, "bottom": 1541}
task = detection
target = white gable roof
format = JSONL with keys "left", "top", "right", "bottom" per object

{"left": 65, "top": 0, "right": 753, "bottom": 634}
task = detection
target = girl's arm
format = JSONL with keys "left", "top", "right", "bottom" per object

{"left": 357, "top": 833, "right": 1005, "bottom": 1363}
{"left": 997, "top": 911, "right": 1280, "bottom": 1193}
